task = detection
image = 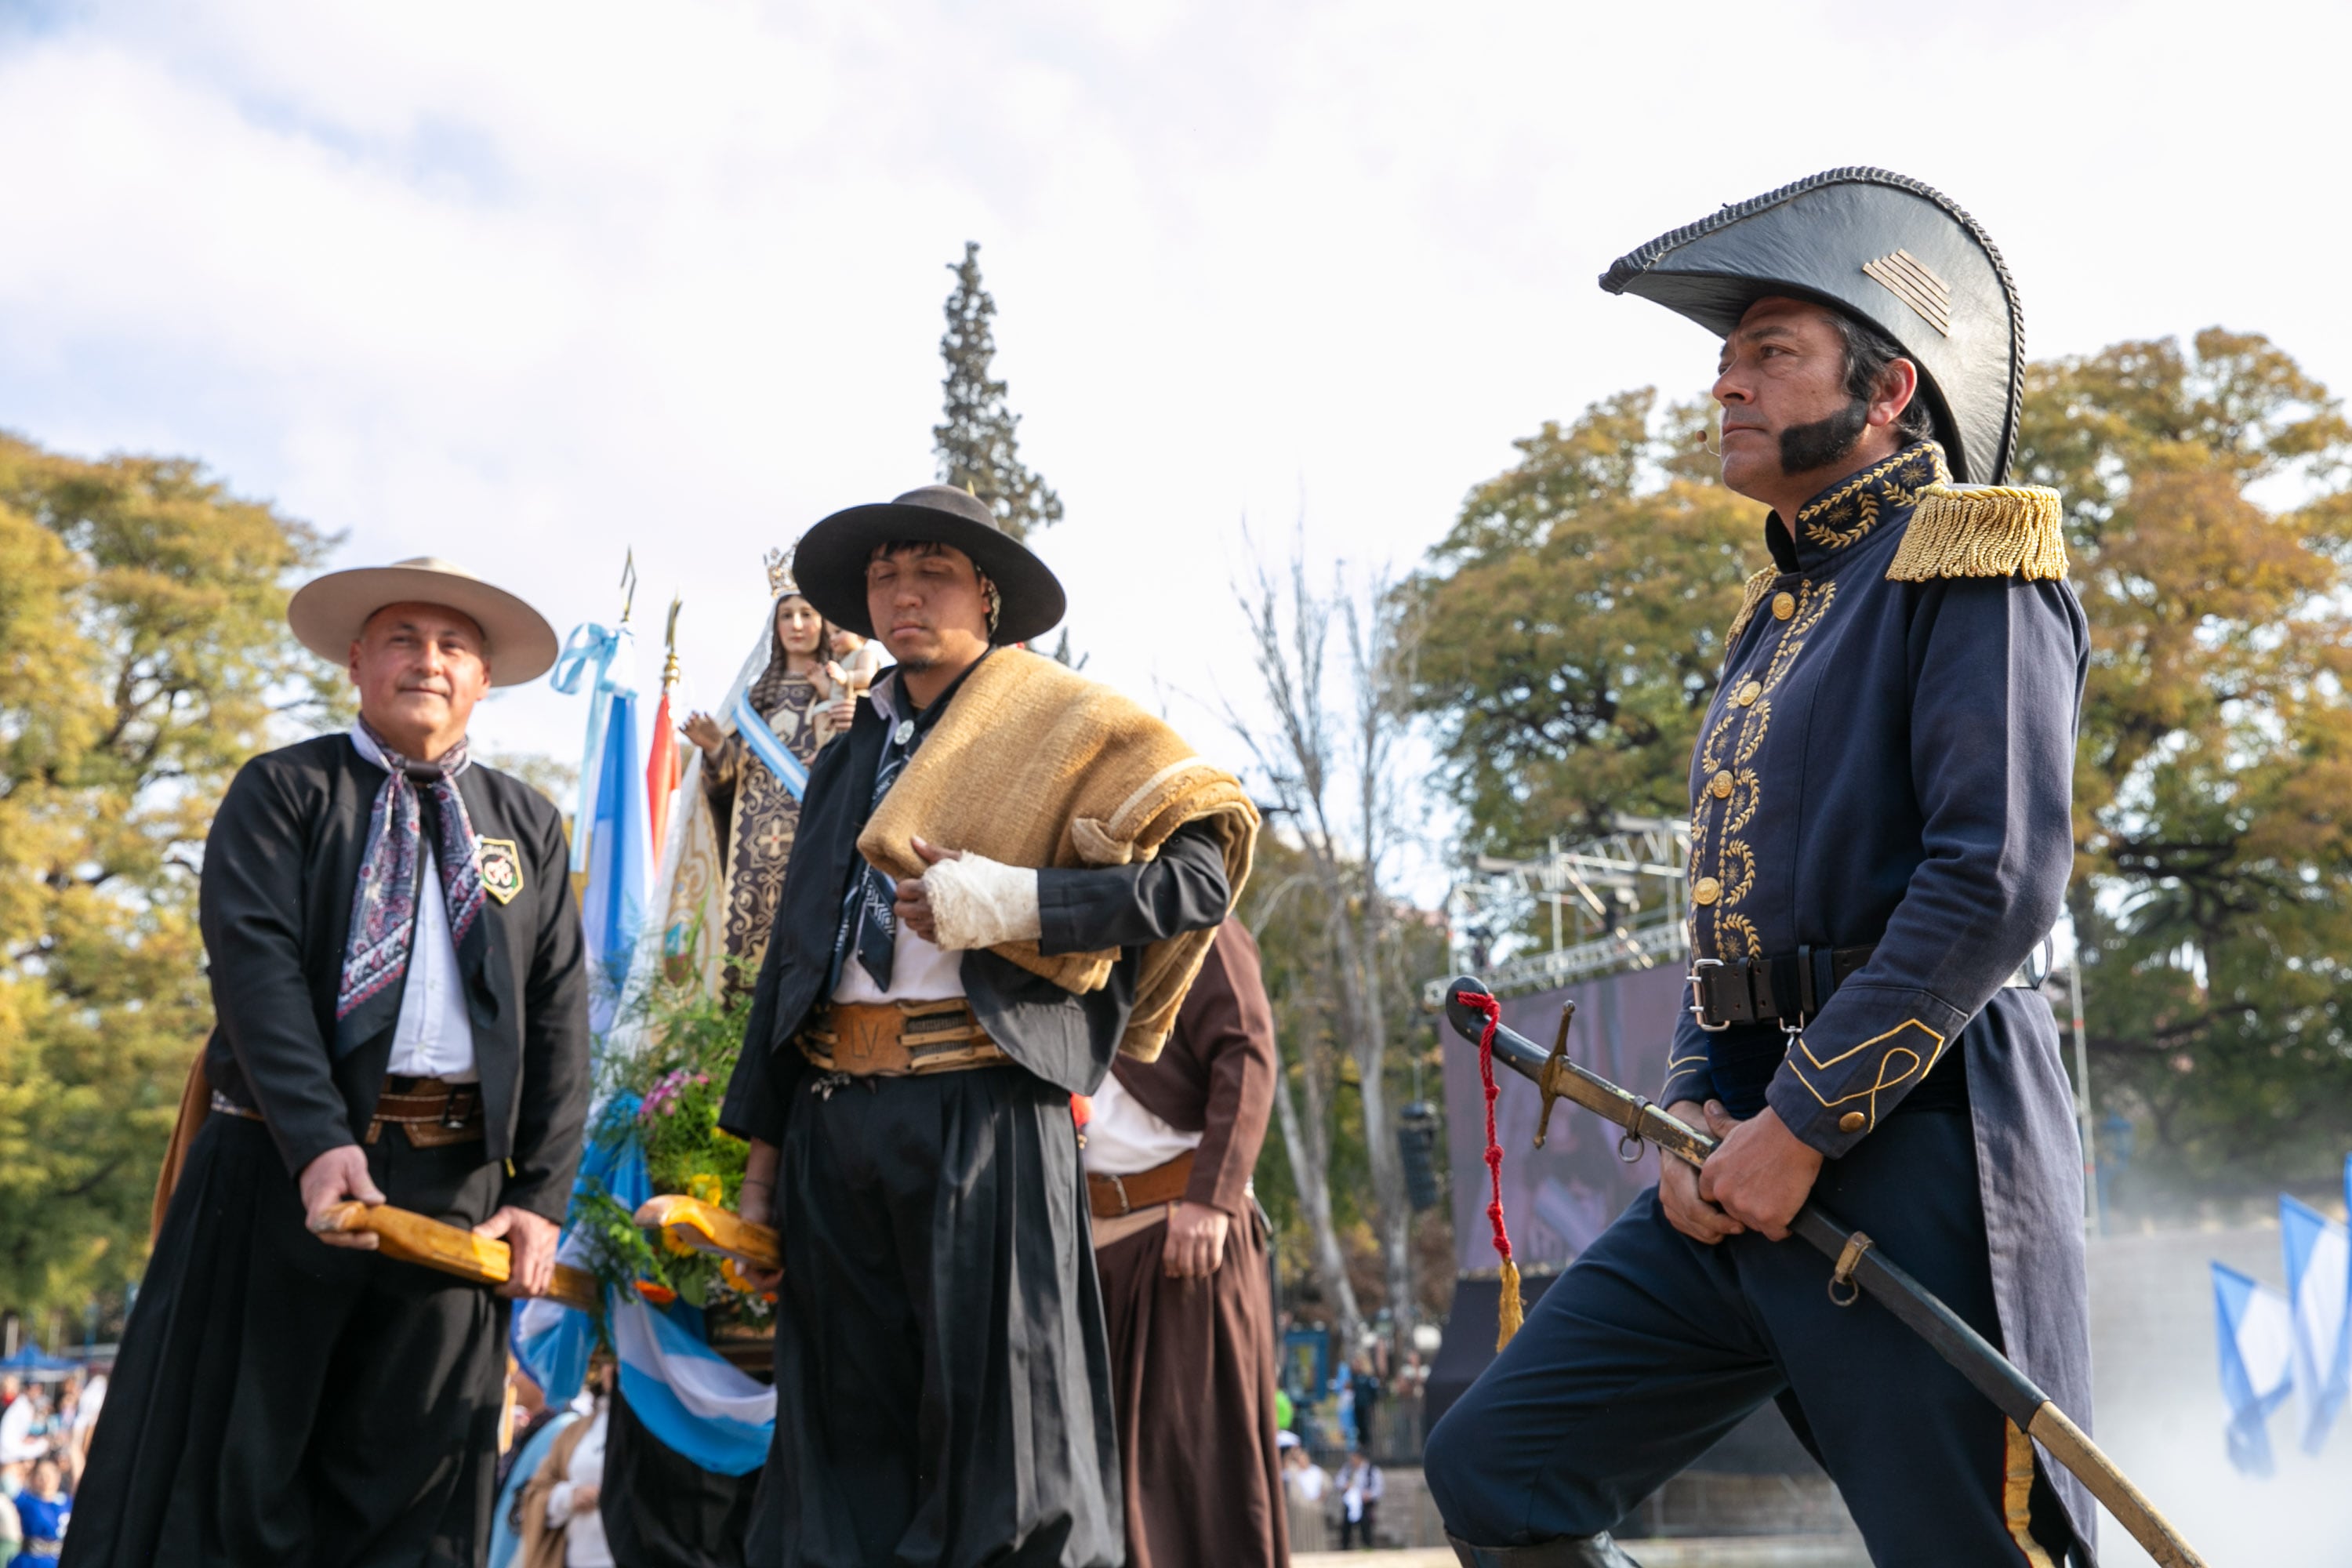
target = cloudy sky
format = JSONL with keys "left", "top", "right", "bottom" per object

{"left": 3, "top": 0, "right": 2346, "bottom": 804}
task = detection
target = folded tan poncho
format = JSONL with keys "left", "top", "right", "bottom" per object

{"left": 858, "top": 649, "right": 1259, "bottom": 1062}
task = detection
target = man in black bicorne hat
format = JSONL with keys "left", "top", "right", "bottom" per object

{"left": 68, "top": 559, "right": 591, "bottom": 1568}
{"left": 1424, "top": 170, "right": 2094, "bottom": 1566}
{"left": 718, "top": 487, "right": 1258, "bottom": 1568}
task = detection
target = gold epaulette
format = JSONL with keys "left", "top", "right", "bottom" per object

{"left": 1886, "top": 484, "right": 2068, "bottom": 583}
{"left": 1723, "top": 567, "right": 1777, "bottom": 644}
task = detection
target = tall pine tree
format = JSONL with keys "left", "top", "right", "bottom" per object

{"left": 935, "top": 241, "right": 1062, "bottom": 542}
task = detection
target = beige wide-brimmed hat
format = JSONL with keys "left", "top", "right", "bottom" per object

{"left": 288, "top": 557, "right": 560, "bottom": 688}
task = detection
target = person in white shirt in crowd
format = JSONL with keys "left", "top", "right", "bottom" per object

{"left": 517, "top": 1370, "right": 612, "bottom": 1568}
{"left": 1335, "top": 1449, "right": 1383, "bottom": 1552}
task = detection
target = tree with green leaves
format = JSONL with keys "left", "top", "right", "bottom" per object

{"left": 0, "top": 433, "right": 332, "bottom": 1327}
{"left": 1410, "top": 390, "right": 1758, "bottom": 852}
{"left": 2018, "top": 330, "right": 2352, "bottom": 1196}
{"left": 935, "top": 241, "right": 1063, "bottom": 542}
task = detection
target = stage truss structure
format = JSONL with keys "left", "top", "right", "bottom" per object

{"left": 1424, "top": 815, "right": 1691, "bottom": 1005}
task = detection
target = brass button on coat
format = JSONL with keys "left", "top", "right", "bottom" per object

{"left": 1838, "top": 1111, "right": 1867, "bottom": 1133}
{"left": 1710, "top": 770, "right": 1734, "bottom": 799}
{"left": 1737, "top": 680, "right": 1762, "bottom": 707}
{"left": 1692, "top": 877, "right": 1722, "bottom": 906}
{"left": 1771, "top": 591, "right": 1797, "bottom": 621}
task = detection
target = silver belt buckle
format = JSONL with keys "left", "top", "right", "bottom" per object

{"left": 1687, "top": 959, "right": 1729, "bottom": 1033}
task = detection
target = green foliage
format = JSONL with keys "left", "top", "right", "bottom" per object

{"left": 1409, "top": 390, "right": 1759, "bottom": 850}
{"left": 582, "top": 964, "right": 771, "bottom": 1318}
{"left": 2016, "top": 330, "right": 2352, "bottom": 1192}
{"left": 0, "top": 432, "right": 331, "bottom": 1323}
{"left": 935, "top": 241, "right": 1063, "bottom": 543}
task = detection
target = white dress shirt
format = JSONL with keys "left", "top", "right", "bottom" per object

{"left": 350, "top": 724, "right": 478, "bottom": 1083}
{"left": 829, "top": 673, "right": 968, "bottom": 1007}
{"left": 546, "top": 1401, "right": 612, "bottom": 1567}
{"left": 1080, "top": 1073, "right": 1202, "bottom": 1177}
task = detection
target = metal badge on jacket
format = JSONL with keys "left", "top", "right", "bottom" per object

{"left": 474, "top": 837, "right": 525, "bottom": 905}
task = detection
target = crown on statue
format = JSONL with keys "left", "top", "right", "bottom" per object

{"left": 764, "top": 546, "right": 799, "bottom": 598}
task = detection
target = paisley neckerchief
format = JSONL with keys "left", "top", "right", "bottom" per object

{"left": 336, "top": 720, "right": 486, "bottom": 1052}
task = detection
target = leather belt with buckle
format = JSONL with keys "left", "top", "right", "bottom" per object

{"left": 1087, "top": 1149, "right": 1196, "bottom": 1220}
{"left": 1688, "top": 943, "right": 1878, "bottom": 1032}
{"left": 366, "top": 1076, "right": 485, "bottom": 1148}
{"left": 1688, "top": 938, "right": 2053, "bottom": 1033}
{"left": 211, "top": 1076, "right": 485, "bottom": 1149}
{"left": 798, "top": 999, "right": 1010, "bottom": 1078}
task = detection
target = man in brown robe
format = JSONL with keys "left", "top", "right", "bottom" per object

{"left": 1084, "top": 917, "right": 1289, "bottom": 1568}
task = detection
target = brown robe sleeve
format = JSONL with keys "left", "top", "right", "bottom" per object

{"left": 1178, "top": 920, "right": 1276, "bottom": 1218}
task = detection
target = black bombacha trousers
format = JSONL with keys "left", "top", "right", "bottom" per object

{"left": 67, "top": 1114, "right": 508, "bottom": 1568}
{"left": 747, "top": 1064, "right": 1124, "bottom": 1568}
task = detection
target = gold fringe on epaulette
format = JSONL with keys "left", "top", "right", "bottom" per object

{"left": 1886, "top": 485, "right": 2069, "bottom": 583}
{"left": 1723, "top": 567, "right": 1777, "bottom": 645}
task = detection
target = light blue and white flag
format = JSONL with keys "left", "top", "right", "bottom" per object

{"left": 510, "top": 1100, "right": 778, "bottom": 1473}
{"left": 2213, "top": 1261, "right": 2297, "bottom": 1475}
{"left": 551, "top": 621, "right": 638, "bottom": 875}
{"left": 610, "top": 1288, "right": 776, "bottom": 1475}
{"left": 579, "top": 687, "right": 653, "bottom": 1032}
{"left": 513, "top": 1110, "right": 650, "bottom": 1406}
{"left": 2281, "top": 1181, "right": 2351, "bottom": 1454}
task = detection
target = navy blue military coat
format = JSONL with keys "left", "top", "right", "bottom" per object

{"left": 1664, "top": 440, "right": 2096, "bottom": 1539}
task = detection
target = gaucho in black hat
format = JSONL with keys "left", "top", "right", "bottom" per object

{"left": 716, "top": 487, "right": 1259, "bottom": 1568}
{"left": 1424, "top": 170, "right": 2093, "bottom": 1566}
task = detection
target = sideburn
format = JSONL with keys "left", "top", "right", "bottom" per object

{"left": 1779, "top": 399, "right": 1870, "bottom": 477}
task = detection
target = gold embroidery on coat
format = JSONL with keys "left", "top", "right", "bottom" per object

{"left": 1785, "top": 1018, "right": 1951, "bottom": 1130}
{"left": 1796, "top": 445, "right": 1950, "bottom": 552}
{"left": 1690, "top": 578, "right": 1834, "bottom": 965}
{"left": 1723, "top": 566, "right": 1778, "bottom": 646}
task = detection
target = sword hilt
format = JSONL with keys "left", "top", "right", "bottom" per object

{"left": 1532, "top": 1001, "right": 1576, "bottom": 1149}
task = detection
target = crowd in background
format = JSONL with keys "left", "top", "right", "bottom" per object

{"left": 0, "top": 1367, "right": 107, "bottom": 1563}
{"left": 1268, "top": 1329, "right": 1438, "bottom": 1551}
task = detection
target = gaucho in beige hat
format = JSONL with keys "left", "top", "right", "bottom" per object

{"left": 73, "top": 553, "right": 590, "bottom": 1566}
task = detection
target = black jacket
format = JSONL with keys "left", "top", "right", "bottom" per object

{"left": 198, "top": 734, "right": 592, "bottom": 1221}
{"left": 719, "top": 682, "right": 1231, "bottom": 1146}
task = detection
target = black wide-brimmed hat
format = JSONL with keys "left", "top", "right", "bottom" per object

{"left": 793, "top": 485, "right": 1067, "bottom": 644}
{"left": 1600, "top": 167, "right": 2024, "bottom": 485}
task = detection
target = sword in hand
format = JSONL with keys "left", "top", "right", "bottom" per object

{"left": 1442, "top": 975, "right": 2207, "bottom": 1568}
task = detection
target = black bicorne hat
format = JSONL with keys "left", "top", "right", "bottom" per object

{"left": 793, "top": 485, "right": 1068, "bottom": 645}
{"left": 1600, "top": 168, "right": 2024, "bottom": 485}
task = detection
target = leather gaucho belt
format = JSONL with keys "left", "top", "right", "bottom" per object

{"left": 209, "top": 1075, "right": 485, "bottom": 1149}
{"left": 798, "top": 998, "right": 1010, "bottom": 1077}
{"left": 365, "top": 1076, "right": 485, "bottom": 1148}
{"left": 1689, "top": 943, "right": 1877, "bottom": 1031}
{"left": 1087, "top": 1149, "right": 1196, "bottom": 1220}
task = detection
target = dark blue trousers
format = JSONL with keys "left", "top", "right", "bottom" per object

{"left": 1424, "top": 1110, "right": 2073, "bottom": 1566}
